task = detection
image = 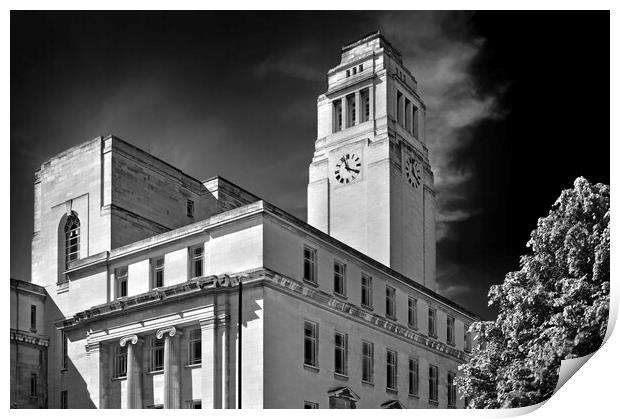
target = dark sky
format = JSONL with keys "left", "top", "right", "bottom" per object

{"left": 11, "top": 11, "right": 609, "bottom": 319}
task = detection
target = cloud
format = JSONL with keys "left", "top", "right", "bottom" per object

{"left": 378, "top": 12, "right": 504, "bottom": 241}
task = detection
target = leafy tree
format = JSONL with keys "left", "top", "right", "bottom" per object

{"left": 457, "top": 177, "right": 610, "bottom": 408}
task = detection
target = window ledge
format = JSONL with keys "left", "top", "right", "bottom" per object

{"left": 303, "top": 279, "right": 319, "bottom": 288}
{"left": 361, "top": 304, "right": 373, "bottom": 312}
{"left": 334, "top": 293, "right": 348, "bottom": 300}
{"left": 334, "top": 372, "right": 349, "bottom": 381}
{"left": 60, "top": 368, "right": 67, "bottom": 374}
{"left": 447, "top": 342, "right": 456, "bottom": 347}
{"left": 386, "top": 315, "right": 397, "bottom": 322}
{"left": 30, "top": 328, "right": 38, "bottom": 333}
{"left": 111, "top": 376, "right": 127, "bottom": 382}
{"left": 408, "top": 324, "right": 418, "bottom": 331}
{"left": 408, "top": 393, "right": 419, "bottom": 398}
{"left": 185, "top": 363, "right": 202, "bottom": 369}
{"left": 146, "top": 369, "right": 164, "bottom": 376}
{"left": 428, "top": 399, "right": 439, "bottom": 407}
{"left": 386, "top": 388, "right": 398, "bottom": 395}
{"left": 428, "top": 334, "right": 438, "bottom": 339}
{"left": 303, "top": 364, "right": 320, "bottom": 373}
{"left": 361, "top": 380, "right": 374, "bottom": 387}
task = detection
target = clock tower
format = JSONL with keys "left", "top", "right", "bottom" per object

{"left": 307, "top": 31, "right": 437, "bottom": 291}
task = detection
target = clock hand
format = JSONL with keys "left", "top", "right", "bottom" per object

{"left": 348, "top": 168, "right": 360, "bottom": 174}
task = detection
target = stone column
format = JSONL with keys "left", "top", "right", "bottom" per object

{"left": 355, "top": 91, "right": 361, "bottom": 125}
{"left": 156, "top": 327, "right": 182, "bottom": 409}
{"left": 200, "top": 319, "right": 217, "bottom": 408}
{"left": 120, "top": 335, "right": 143, "bottom": 409}
{"left": 341, "top": 96, "right": 348, "bottom": 129}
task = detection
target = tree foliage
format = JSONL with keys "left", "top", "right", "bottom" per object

{"left": 457, "top": 177, "right": 610, "bottom": 408}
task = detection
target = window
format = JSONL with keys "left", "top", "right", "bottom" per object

{"left": 448, "top": 371, "right": 457, "bottom": 408}
{"left": 303, "top": 246, "right": 317, "bottom": 284}
{"left": 386, "top": 349, "right": 397, "bottom": 391}
{"left": 386, "top": 286, "right": 396, "bottom": 319}
{"left": 30, "top": 304, "right": 37, "bottom": 330}
{"left": 429, "top": 365, "right": 438, "bottom": 403}
{"left": 187, "top": 400, "right": 202, "bottom": 409}
{"left": 362, "top": 341, "right": 374, "bottom": 383}
{"left": 60, "top": 390, "right": 68, "bottom": 409}
{"left": 116, "top": 267, "right": 128, "bottom": 298}
{"left": 447, "top": 316, "right": 455, "bottom": 345}
{"left": 360, "top": 88, "right": 370, "bottom": 122}
{"left": 190, "top": 246, "right": 204, "bottom": 278}
{"left": 396, "top": 91, "right": 404, "bottom": 126}
{"left": 428, "top": 307, "right": 437, "bottom": 338}
{"left": 408, "top": 358, "right": 419, "bottom": 396}
{"left": 346, "top": 69, "right": 350, "bottom": 77}
{"left": 352, "top": 67, "right": 357, "bottom": 75}
{"left": 150, "top": 336, "right": 165, "bottom": 372}
{"left": 333, "top": 261, "right": 346, "bottom": 296}
{"left": 186, "top": 199, "right": 194, "bottom": 217}
{"left": 464, "top": 324, "right": 472, "bottom": 352}
{"left": 359, "top": 64, "right": 363, "bottom": 72}
{"left": 346, "top": 94, "right": 356, "bottom": 128}
{"left": 361, "top": 274, "right": 372, "bottom": 308}
{"left": 30, "top": 373, "right": 37, "bottom": 397}
{"left": 304, "top": 321, "right": 318, "bottom": 368}
{"left": 405, "top": 98, "right": 412, "bottom": 133}
{"left": 304, "top": 401, "right": 319, "bottom": 409}
{"left": 188, "top": 328, "right": 202, "bottom": 365}
{"left": 39, "top": 349, "right": 43, "bottom": 366}
{"left": 334, "top": 332, "right": 348, "bottom": 376}
{"left": 408, "top": 297, "right": 417, "bottom": 328}
{"left": 64, "top": 213, "right": 80, "bottom": 268}
{"left": 62, "top": 332, "right": 68, "bottom": 370}
{"left": 412, "top": 104, "right": 419, "bottom": 138}
{"left": 114, "top": 344, "right": 127, "bottom": 378}
{"left": 151, "top": 257, "right": 164, "bottom": 289}
{"left": 333, "top": 100, "right": 343, "bottom": 132}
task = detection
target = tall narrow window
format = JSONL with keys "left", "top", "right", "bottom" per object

{"left": 405, "top": 98, "right": 412, "bottom": 133}
{"left": 186, "top": 199, "right": 195, "bottom": 217}
{"left": 396, "top": 91, "right": 404, "bottom": 126}
{"left": 152, "top": 257, "right": 164, "bottom": 289}
{"left": 188, "top": 328, "right": 202, "bottom": 365}
{"left": 464, "top": 324, "right": 472, "bottom": 352}
{"left": 412, "top": 104, "right": 419, "bottom": 138}
{"left": 116, "top": 267, "right": 128, "bottom": 298}
{"left": 190, "top": 246, "right": 204, "bottom": 278}
{"left": 346, "top": 94, "right": 356, "bottom": 127}
{"left": 60, "top": 390, "right": 68, "bottom": 409}
{"left": 447, "top": 371, "right": 457, "bottom": 408}
{"left": 447, "top": 316, "right": 455, "bottom": 345}
{"left": 30, "top": 304, "right": 37, "bottom": 330}
{"left": 64, "top": 213, "right": 80, "bottom": 268}
{"left": 333, "top": 261, "right": 346, "bottom": 296}
{"left": 386, "top": 286, "right": 396, "bottom": 319}
{"left": 428, "top": 307, "right": 437, "bottom": 338}
{"left": 408, "top": 358, "right": 419, "bottom": 396}
{"left": 304, "top": 321, "right": 318, "bottom": 367}
{"left": 303, "top": 246, "right": 317, "bottom": 284}
{"left": 30, "top": 373, "right": 37, "bottom": 397}
{"left": 359, "top": 64, "right": 363, "bottom": 72}
{"left": 150, "top": 336, "right": 164, "bottom": 372}
{"left": 114, "top": 344, "right": 127, "bottom": 378}
{"left": 62, "top": 332, "right": 68, "bottom": 370}
{"left": 408, "top": 297, "right": 417, "bottom": 328}
{"left": 361, "top": 274, "right": 372, "bottom": 308}
{"left": 360, "top": 88, "right": 370, "bottom": 122}
{"left": 362, "top": 341, "right": 374, "bottom": 383}
{"left": 386, "top": 349, "right": 398, "bottom": 391}
{"left": 334, "top": 332, "right": 348, "bottom": 376}
{"left": 333, "top": 100, "right": 343, "bottom": 132}
{"left": 429, "top": 365, "right": 439, "bottom": 403}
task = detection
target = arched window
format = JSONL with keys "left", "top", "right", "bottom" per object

{"left": 64, "top": 212, "right": 80, "bottom": 268}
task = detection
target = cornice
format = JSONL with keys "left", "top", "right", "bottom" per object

{"left": 11, "top": 329, "right": 49, "bottom": 347}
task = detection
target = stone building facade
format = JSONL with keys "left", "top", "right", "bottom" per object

{"left": 18, "top": 31, "right": 478, "bottom": 409}
{"left": 10, "top": 278, "right": 49, "bottom": 408}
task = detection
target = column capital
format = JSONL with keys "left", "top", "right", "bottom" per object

{"left": 156, "top": 326, "right": 182, "bottom": 340}
{"left": 120, "top": 334, "right": 143, "bottom": 347}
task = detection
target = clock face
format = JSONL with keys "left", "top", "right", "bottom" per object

{"left": 334, "top": 153, "right": 361, "bottom": 184}
{"left": 405, "top": 156, "right": 422, "bottom": 188}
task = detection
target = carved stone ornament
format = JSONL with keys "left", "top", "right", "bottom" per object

{"left": 119, "top": 334, "right": 141, "bottom": 347}
{"left": 156, "top": 326, "right": 181, "bottom": 340}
